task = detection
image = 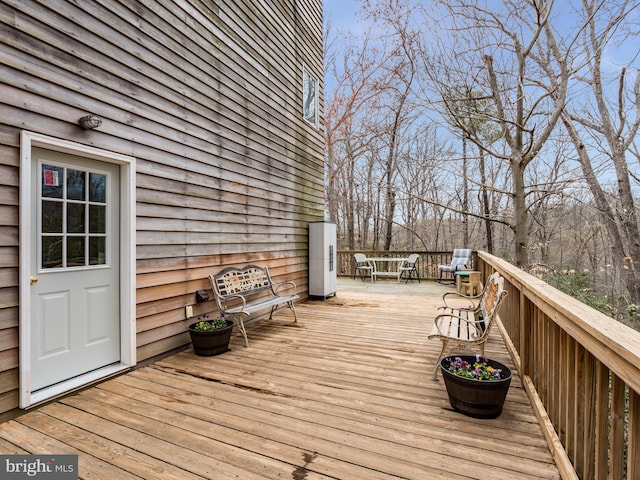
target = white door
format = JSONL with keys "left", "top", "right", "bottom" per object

{"left": 30, "top": 148, "right": 121, "bottom": 391}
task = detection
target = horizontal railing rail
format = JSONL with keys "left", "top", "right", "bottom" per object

{"left": 477, "top": 252, "right": 640, "bottom": 480}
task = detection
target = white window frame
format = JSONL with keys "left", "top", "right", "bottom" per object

{"left": 303, "top": 65, "right": 319, "bottom": 128}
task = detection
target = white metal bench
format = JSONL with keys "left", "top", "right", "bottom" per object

{"left": 209, "top": 265, "right": 299, "bottom": 347}
{"left": 427, "top": 272, "right": 507, "bottom": 380}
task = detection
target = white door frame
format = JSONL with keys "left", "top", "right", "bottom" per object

{"left": 19, "top": 131, "right": 136, "bottom": 408}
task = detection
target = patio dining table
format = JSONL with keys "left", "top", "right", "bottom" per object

{"left": 365, "top": 256, "right": 408, "bottom": 282}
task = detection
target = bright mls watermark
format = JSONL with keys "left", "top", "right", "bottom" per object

{"left": 0, "top": 455, "right": 77, "bottom": 479}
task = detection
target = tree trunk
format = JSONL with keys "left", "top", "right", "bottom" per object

{"left": 383, "top": 163, "right": 395, "bottom": 251}
{"left": 462, "top": 136, "right": 469, "bottom": 246}
{"left": 563, "top": 112, "right": 637, "bottom": 302}
{"left": 345, "top": 144, "right": 355, "bottom": 249}
{"left": 325, "top": 140, "right": 339, "bottom": 224}
{"left": 512, "top": 158, "right": 529, "bottom": 267}
{"left": 478, "top": 148, "right": 493, "bottom": 253}
{"left": 611, "top": 146, "right": 640, "bottom": 303}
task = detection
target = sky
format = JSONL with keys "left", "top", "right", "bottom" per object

{"left": 323, "top": 0, "right": 361, "bottom": 36}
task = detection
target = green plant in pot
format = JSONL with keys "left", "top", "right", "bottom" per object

{"left": 188, "top": 313, "right": 234, "bottom": 356}
{"left": 440, "top": 354, "right": 512, "bottom": 418}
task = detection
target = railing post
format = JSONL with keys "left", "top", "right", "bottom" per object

{"left": 610, "top": 375, "right": 626, "bottom": 479}
{"left": 629, "top": 389, "right": 640, "bottom": 480}
{"left": 593, "top": 361, "right": 609, "bottom": 480}
{"left": 519, "top": 289, "right": 529, "bottom": 377}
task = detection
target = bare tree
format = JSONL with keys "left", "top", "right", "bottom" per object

{"left": 325, "top": 0, "right": 639, "bottom": 295}
{"left": 361, "top": 0, "right": 421, "bottom": 251}
{"left": 556, "top": 0, "right": 640, "bottom": 303}
{"left": 441, "top": 85, "right": 503, "bottom": 252}
{"left": 325, "top": 25, "right": 391, "bottom": 248}
{"left": 396, "top": 126, "right": 450, "bottom": 250}
{"left": 420, "top": 0, "right": 571, "bottom": 266}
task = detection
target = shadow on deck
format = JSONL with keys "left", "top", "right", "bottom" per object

{"left": 0, "top": 278, "right": 561, "bottom": 479}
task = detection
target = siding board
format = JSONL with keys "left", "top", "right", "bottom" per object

{"left": 0, "top": 369, "right": 18, "bottom": 395}
{"left": 0, "top": 328, "right": 17, "bottom": 352}
{"left": 0, "top": 154, "right": 19, "bottom": 178}
{"left": 0, "top": 247, "right": 18, "bottom": 269}
{"left": 0, "top": 307, "right": 18, "bottom": 330}
{"left": 0, "top": 206, "right": 17, "bottom": 225}
{"left": 0, "top": 268, "right": 17, "bottom": 287}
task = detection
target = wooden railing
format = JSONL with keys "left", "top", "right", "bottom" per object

{"left": 338, "top": 249, "right": 640, "bottom": 479}
{"left": 477, "top": 252, "right": 640, "bottom": 480}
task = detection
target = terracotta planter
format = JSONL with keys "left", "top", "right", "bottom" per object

{"left": 188, "top": 320, "right": 234, "bottom": 356}
{"left": 440, "top": 355, "right": 512, "bottom": 419}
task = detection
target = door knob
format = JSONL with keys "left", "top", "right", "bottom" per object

{"left": 30, "top": 276, "right": 38, "bottom": 285}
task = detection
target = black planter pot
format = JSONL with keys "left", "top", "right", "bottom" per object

{"left": 188, "top": 320, "right": 234, "bottom": 356}
{"left": 440, "top": 355, "right": 512, "bottom": 419}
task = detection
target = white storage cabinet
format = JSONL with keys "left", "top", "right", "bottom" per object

{"left": 309, "top": 221, "right": 337, "bottom": 298}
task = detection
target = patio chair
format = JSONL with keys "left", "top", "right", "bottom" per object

{"left": 399, "top": 253, "right": 420, "bottom": 283}
{"left": 438, "top": 248, "right": 472, "bottom": 284}
{"left": 353, "top": 253, "right": 373, "bottom": 281}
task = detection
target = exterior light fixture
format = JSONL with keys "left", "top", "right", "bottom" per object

{"left": 78, "top": 114, "right": 102, "bottom": 130}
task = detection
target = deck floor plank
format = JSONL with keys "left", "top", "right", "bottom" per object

{"left": 0, "top": 412, "right": 145, "bottom": 479}
{"left": 72, "top": 385, "right": 401, "bottom": 480}
{"left": 2, "top": 279, "right": 562, "bottom": 479}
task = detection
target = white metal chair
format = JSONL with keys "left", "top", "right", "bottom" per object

{"left": 438, "top": 248, "right": 472, "bottom": 284}
{"left": 399, "top": 253, "right": 420, "bottom": 283}
{"left": 353, "top": 253, "right": 373, "bottom": 281}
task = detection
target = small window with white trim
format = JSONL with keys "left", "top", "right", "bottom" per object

{"left": 303, "top": 65, "right": 318, "bottom": 128}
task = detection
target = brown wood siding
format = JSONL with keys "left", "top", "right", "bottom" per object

{"left": 0, "top": 0, "right": 324, "bottom": 416}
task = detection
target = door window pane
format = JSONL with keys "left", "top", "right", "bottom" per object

{"left": 89, "top": 237, "right": 106, "bottom": 265}
{"left": 42, "top": 165, "right": 63, "bottom": 199}
{"left": 42, "top": 236, "right": 63, "bottom": 268}
{"left": 67, "top": 237, "right": 85, "bottom": 267}
{"left": 42, "top": 200, "right": 63, "bottom": 233}
{"left": 89, "top": 205, "right": 105, "bottom": 233}
{"left": 67, "top": 203, "right": 86, "bottom": 234}
{"left": 89, "top": 173, "right": 106, "bottom": 203}
{"left": 67, "top": 169, "right": 86, "bottom": 201}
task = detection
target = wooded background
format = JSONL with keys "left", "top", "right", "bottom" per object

{"left": 324, "top": 0, "right": 640, "bottom": 327}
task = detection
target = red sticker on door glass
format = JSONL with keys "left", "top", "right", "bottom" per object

{"left": 44, "top": 169, "right": 59, "bottom": 186}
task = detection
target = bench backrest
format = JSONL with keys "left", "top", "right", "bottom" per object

{"left": 477, "top": 272, "right": 507, "bottom": 334}
{"left": 211, "top": 265, "right": 273, "bottom": 299}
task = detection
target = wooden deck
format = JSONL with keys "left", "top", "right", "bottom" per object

{"left": 0, "top": 278, "right": 561, "bottom": 479}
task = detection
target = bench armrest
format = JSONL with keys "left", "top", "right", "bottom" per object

{"left": 274, "top": 280, "right": 297, "bottom": 295}
{"left": 218, "top": 293, "right": 247, "bottom": 311}
{"left": 441, "top": 291, "right": 480, "bottom": 309}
